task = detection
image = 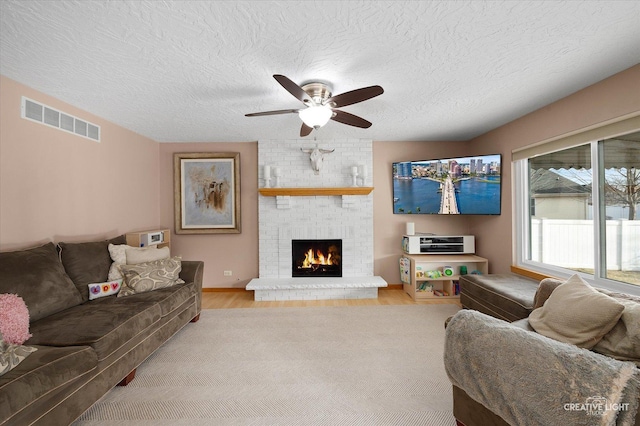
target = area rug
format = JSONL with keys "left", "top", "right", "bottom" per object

{"left": 73, "top": 304, "right": 461, "bottom": 425}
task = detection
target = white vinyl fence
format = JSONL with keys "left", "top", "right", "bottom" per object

{"left": 531, "top": 219, "right": 640, "bottom": 271}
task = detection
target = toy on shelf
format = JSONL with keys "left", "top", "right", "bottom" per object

{"left": 417, "top": 282, "right": 434, "bottom": 293}
{"left": 426, "top": 270, "right": 443, "bottom": 278}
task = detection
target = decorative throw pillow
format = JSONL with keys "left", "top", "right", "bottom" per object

{"left": 528, "top": 274, "right": 625, "bottom": 349}
{"left": 1, "top": 335, "right": 37, "bottom": 376}
{"left": 107, "top": 244, "right": 157, "bottom": 280}
{"left": 0, "top": 294, "right": 32, "bottom": 345}
{"left": 88, "top": 279, "right": 122, "bottom": 300}
{"left": 0, "top": 294, "right": 37, "bottom": 376}
{"left": 125, "top": 246, "right": 170, "bottom": 265}
{"left": 117, "top": 257, "right": 184, "bottom": 298}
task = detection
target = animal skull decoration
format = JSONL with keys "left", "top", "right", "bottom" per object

{"left": 301, "top": 147, "right": 335, "bottom": 175}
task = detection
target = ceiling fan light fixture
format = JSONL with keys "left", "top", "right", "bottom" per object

{"left": 298, "top": 105, "right": 333, "bottom": 128}
{"left": 246, "top": 75, "right": 382, "bottom": 135}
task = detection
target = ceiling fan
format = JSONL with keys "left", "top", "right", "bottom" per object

{"left": 245, "top": 74, "right": 384, "bottom": 137}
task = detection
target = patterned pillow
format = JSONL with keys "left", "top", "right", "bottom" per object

{"left": 1, "top": 334, "right": 37, "bottom": 376}
{"left": 117, "top": 257, "right": 184, "bottom": 297}
{"left": 88, "top": 279, "right": 122, "bottom": 300}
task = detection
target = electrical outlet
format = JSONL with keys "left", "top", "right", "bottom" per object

{"left": 223, "top": 270, "right": 232, "bottom": 276}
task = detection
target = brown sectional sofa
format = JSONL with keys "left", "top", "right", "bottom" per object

{"left": 0, "top": 236, "right": 203, "bottom": 426}
{"left": 450, "top": 274, "right": 640, "bottom": 426}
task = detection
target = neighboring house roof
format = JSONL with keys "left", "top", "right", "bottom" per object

{"left": 530, "top": 169, "right": 591, "bottom": 196}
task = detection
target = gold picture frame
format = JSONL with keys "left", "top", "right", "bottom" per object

{"left": 174, "top": 152, "right": 241, "bottom": 234}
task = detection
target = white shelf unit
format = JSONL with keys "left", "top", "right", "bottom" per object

{"left": 400, "top": 254, "right": 488, "bottom": 300}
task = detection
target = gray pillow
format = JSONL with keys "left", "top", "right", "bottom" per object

{"left": 528, "top": 274, "right": 624, "bottom": 349}
{"left": 0, "top": 243, "right": 83, "bottom": 322}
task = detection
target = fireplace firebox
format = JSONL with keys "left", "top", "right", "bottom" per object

{"left": 292, "top": 239, "right": 342, "bottom": 277}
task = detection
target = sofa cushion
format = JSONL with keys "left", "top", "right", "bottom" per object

{"left": 0, "top": 243, "right": 84, "bottom": 322}
{"left": 0, "top": 345, "right": 97, "bottom": 425}
{"left": 129, "top": 282, "right": 196, "bottom": 318}
{"left": 459, "top": 274, "right": 538, "bottom": 322}
{"left": 58, "top": 235, "right": 126, "bottom": 302}
{"left": 27, "top": 298, "right": 162, "bottom": 362}
{"left": 528, "top": 274, "right": 625, "bottom": 349}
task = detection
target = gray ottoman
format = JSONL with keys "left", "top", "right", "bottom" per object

{"left": 459, "top": 274, "right": 539, "bottom": 322}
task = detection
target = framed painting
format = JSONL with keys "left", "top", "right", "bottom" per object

{"left": 174, "top": 152, "right": 241, "bottom": 234}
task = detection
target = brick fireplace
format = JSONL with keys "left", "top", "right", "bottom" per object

{"left": 246, "top": 138, "right": 387, "bottom": 301}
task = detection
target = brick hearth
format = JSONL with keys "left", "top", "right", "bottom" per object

{"left": 246, "top": 276, "right": 387, "bottom": 301}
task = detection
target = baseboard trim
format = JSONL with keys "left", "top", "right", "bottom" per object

{"left": 386, "top": 283, "right": 403, "bottom": 290}
{"left": 202, "top": 288, "right": 246, "bottom": 292}
{"left": 203, "top": 284, "right": 404, "bottom": 292}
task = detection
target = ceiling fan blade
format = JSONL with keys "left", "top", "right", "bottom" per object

{"left": 331, "top": 110, "right": 372, "bottom": 128}
{"left": 326, "top": 85, "right": 384, "bottom": 108}
{"left": 273, "top": 74, "right": 312, "bottom": 103}
{"left": 245, "top": 109, "right": 299, "bottom": 117}
{"left": 300, "top": 123, "right": 313, "bottom": 137}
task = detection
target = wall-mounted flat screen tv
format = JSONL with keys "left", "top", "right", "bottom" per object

{"left": 393, "top": 154, "right": 501, "bottom": 215}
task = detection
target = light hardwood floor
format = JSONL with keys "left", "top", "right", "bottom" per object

{"left": 202, "top": 287, "right": 461, "bottom": 309}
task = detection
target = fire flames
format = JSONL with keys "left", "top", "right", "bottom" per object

{"left": 302, "top": 248, "right": 336, "bottom": 268}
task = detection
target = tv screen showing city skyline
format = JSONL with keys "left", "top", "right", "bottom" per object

{"left": 392, "top": 154, "right": 501, "bottom": 215}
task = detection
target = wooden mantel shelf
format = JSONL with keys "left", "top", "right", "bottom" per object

{"left": 259, "top": 187, "right": 374, "bottom": 197}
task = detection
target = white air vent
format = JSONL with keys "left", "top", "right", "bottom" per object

{"left": 21, "top": 97, "right": 100, "bottom": 142}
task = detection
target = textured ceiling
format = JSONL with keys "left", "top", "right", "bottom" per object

{"left": 1, "top": 1, "right": 639, "bottom": 142}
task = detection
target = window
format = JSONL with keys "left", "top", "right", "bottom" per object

{"left": 514, "top": 128, "right": 640, "bottom": 294}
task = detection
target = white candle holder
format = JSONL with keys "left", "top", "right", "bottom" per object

{"left": 264, "top": 165, "right": 271, "bottom": 188}
{"left": 357, "top": 164, "right": 368, "bottom": 186}
{"left": 350, "top": 166, "right": 359, "bottom": 187}
{"left": 273, "top": 167, "right": 282, "bottom": 188}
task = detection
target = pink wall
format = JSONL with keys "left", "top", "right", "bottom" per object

{"left": 0, "top": 76, "right": 160, "bottom": 250}
{"left": 372, "top": 141, "right": 472, "bottom": 281}
{"left": 158, "top": 143, "right": 259, "bottom": 289}
{"left": 468, "top": 64, "right": 640, "bottom": 274}
{"left": 3, "top": 64, "right": 637, "bottom": 287}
